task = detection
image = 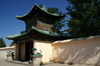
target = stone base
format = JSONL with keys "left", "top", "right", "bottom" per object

{"left": 33, "top": 58, "right": 42, "bottom": 66}
{"left": 7, "top": 56, "right": 12, "bottom": 61}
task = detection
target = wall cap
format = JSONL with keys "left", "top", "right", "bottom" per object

{"left": 0, "top": 46, "right": 15, "bottom": 50}
{"left": 52, "top": 35, "right": 100, "bottom": 44}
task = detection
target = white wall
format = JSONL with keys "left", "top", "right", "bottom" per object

{"left": 20, "top": 42, "right": 25, "bottom": 61}
{"left": 15, "top": 44, "right": 19, "bottom": 60}
{"left": 52, "top": 38, "right": 100, "bottom": 65}
{"left": 34, "top": 40, "right": 52, "bottom": 62}
{"left": 0, "top": 47, "right": 15, "bottom": 60}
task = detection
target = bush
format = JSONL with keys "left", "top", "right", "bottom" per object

{"left": 33, "top": 48, "right": 37, "bottom": 51}
{"left": 39, "top": 61, "right": 46, "bottom": 65}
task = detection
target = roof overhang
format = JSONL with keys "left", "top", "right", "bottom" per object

{"left": 16, "top": 4, "right": 65, "bottom": 21}
{"left": 6, "top": 26, "right": 73, "bottom": 40}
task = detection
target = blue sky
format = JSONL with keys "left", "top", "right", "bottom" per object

{"left": 0, "top": 0, "right": 70, "bottom": 46}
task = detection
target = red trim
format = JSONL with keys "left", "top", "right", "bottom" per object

{"left": 37, "top": 19, "right": 39, "bottom": 28}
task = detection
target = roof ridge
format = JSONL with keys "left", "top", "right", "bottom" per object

{"left": 16, "top": 3, "right": 64, "bottom": 20}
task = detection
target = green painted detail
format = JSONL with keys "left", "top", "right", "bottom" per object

{"left": 6, "top": 26, "right": 72, "bottom": 40}
{"left": 42, "top": 5, "right": 47, "bottom": 11}
{"left": 32, "top": 26, "right": 62, "bottom": 36}
{"left": 16, "top": 3, "right": 64, "bottom": 19}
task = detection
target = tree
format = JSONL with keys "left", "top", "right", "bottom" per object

{"left": 0, "top": 38, "right": 6, "bottom": 47}
{"left": 66, "top": 0, "right": 100, "bottom": 37}
{"left": 47, "top": 7, "right": 66, "bottom": 33}
{"left": 39, "top": 4, "right": 66, "bottom": 33}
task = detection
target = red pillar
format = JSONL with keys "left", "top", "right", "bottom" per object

{"left": 37, "top": 19, "right": 39, "bottom": 28}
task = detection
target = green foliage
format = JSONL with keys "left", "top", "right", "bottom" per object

{"left": 0, "top": 38, "right": 6, "bottom": 48}
{"left": 7, "top": 50, "right": 12, "bottom": 55}
{"left": 40, "top": 50, "right": 42, "bottom": 53}
{"left": 7, "top": 54, "right": 12, "bottom": 55}
{"left": 66, "top": 0, "right": 100, "bottom": 37}
{"left": 39, "top": 4, "right": 66, "bottom": 33}
{"left": 39, "top": 61, "right": 46, "bottom": 65}
{"left": 36, "top": 54, "right": 42, "bottom": 56}
{"left": 47, "top": 7, "right": 65, "bottom": 33}
{"left": 33, "top": 48, "right": 37, "bottom": 51}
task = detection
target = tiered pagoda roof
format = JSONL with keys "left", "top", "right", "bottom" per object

{"left": 6, "top": 4, "right": 75, "bottom": 41}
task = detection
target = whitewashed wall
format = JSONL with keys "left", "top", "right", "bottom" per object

{"left": 0, "top": 47, "right": 15, "bottom": 60}
{"left": 52, "top": 36, "right": 100, "bottom": 65}
{"left": 34, "top": 40, "right": 52, "bottom": 62}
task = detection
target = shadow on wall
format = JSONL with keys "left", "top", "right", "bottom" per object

{"left": 53, "top": 43, "right": 100, "bottom": 65}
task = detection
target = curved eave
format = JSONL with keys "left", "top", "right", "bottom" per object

{"left": 6, "top": 30, "right": 31, "bottom": 40}
{"left": 32, "top": 26, "right": 70, "bottom": 37}
{"left": 16, "top": 4, "right": 65, "bottom": 21}
{"left": 6, "top": 26, "right": 72, "bottom": 40}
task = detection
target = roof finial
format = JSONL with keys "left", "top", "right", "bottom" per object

{"left": 35, "top": 3, "right": 37, "bottom": 5}
{"left": 42, "top": 5, "right": 46, "bottom": 11}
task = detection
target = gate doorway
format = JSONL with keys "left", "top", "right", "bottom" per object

{"left": 25, "top": 41, "right": 33, "bottom": 61}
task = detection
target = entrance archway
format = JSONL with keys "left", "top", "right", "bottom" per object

{"left": 25, "top": 41, "right": 33, "bottom": 61}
